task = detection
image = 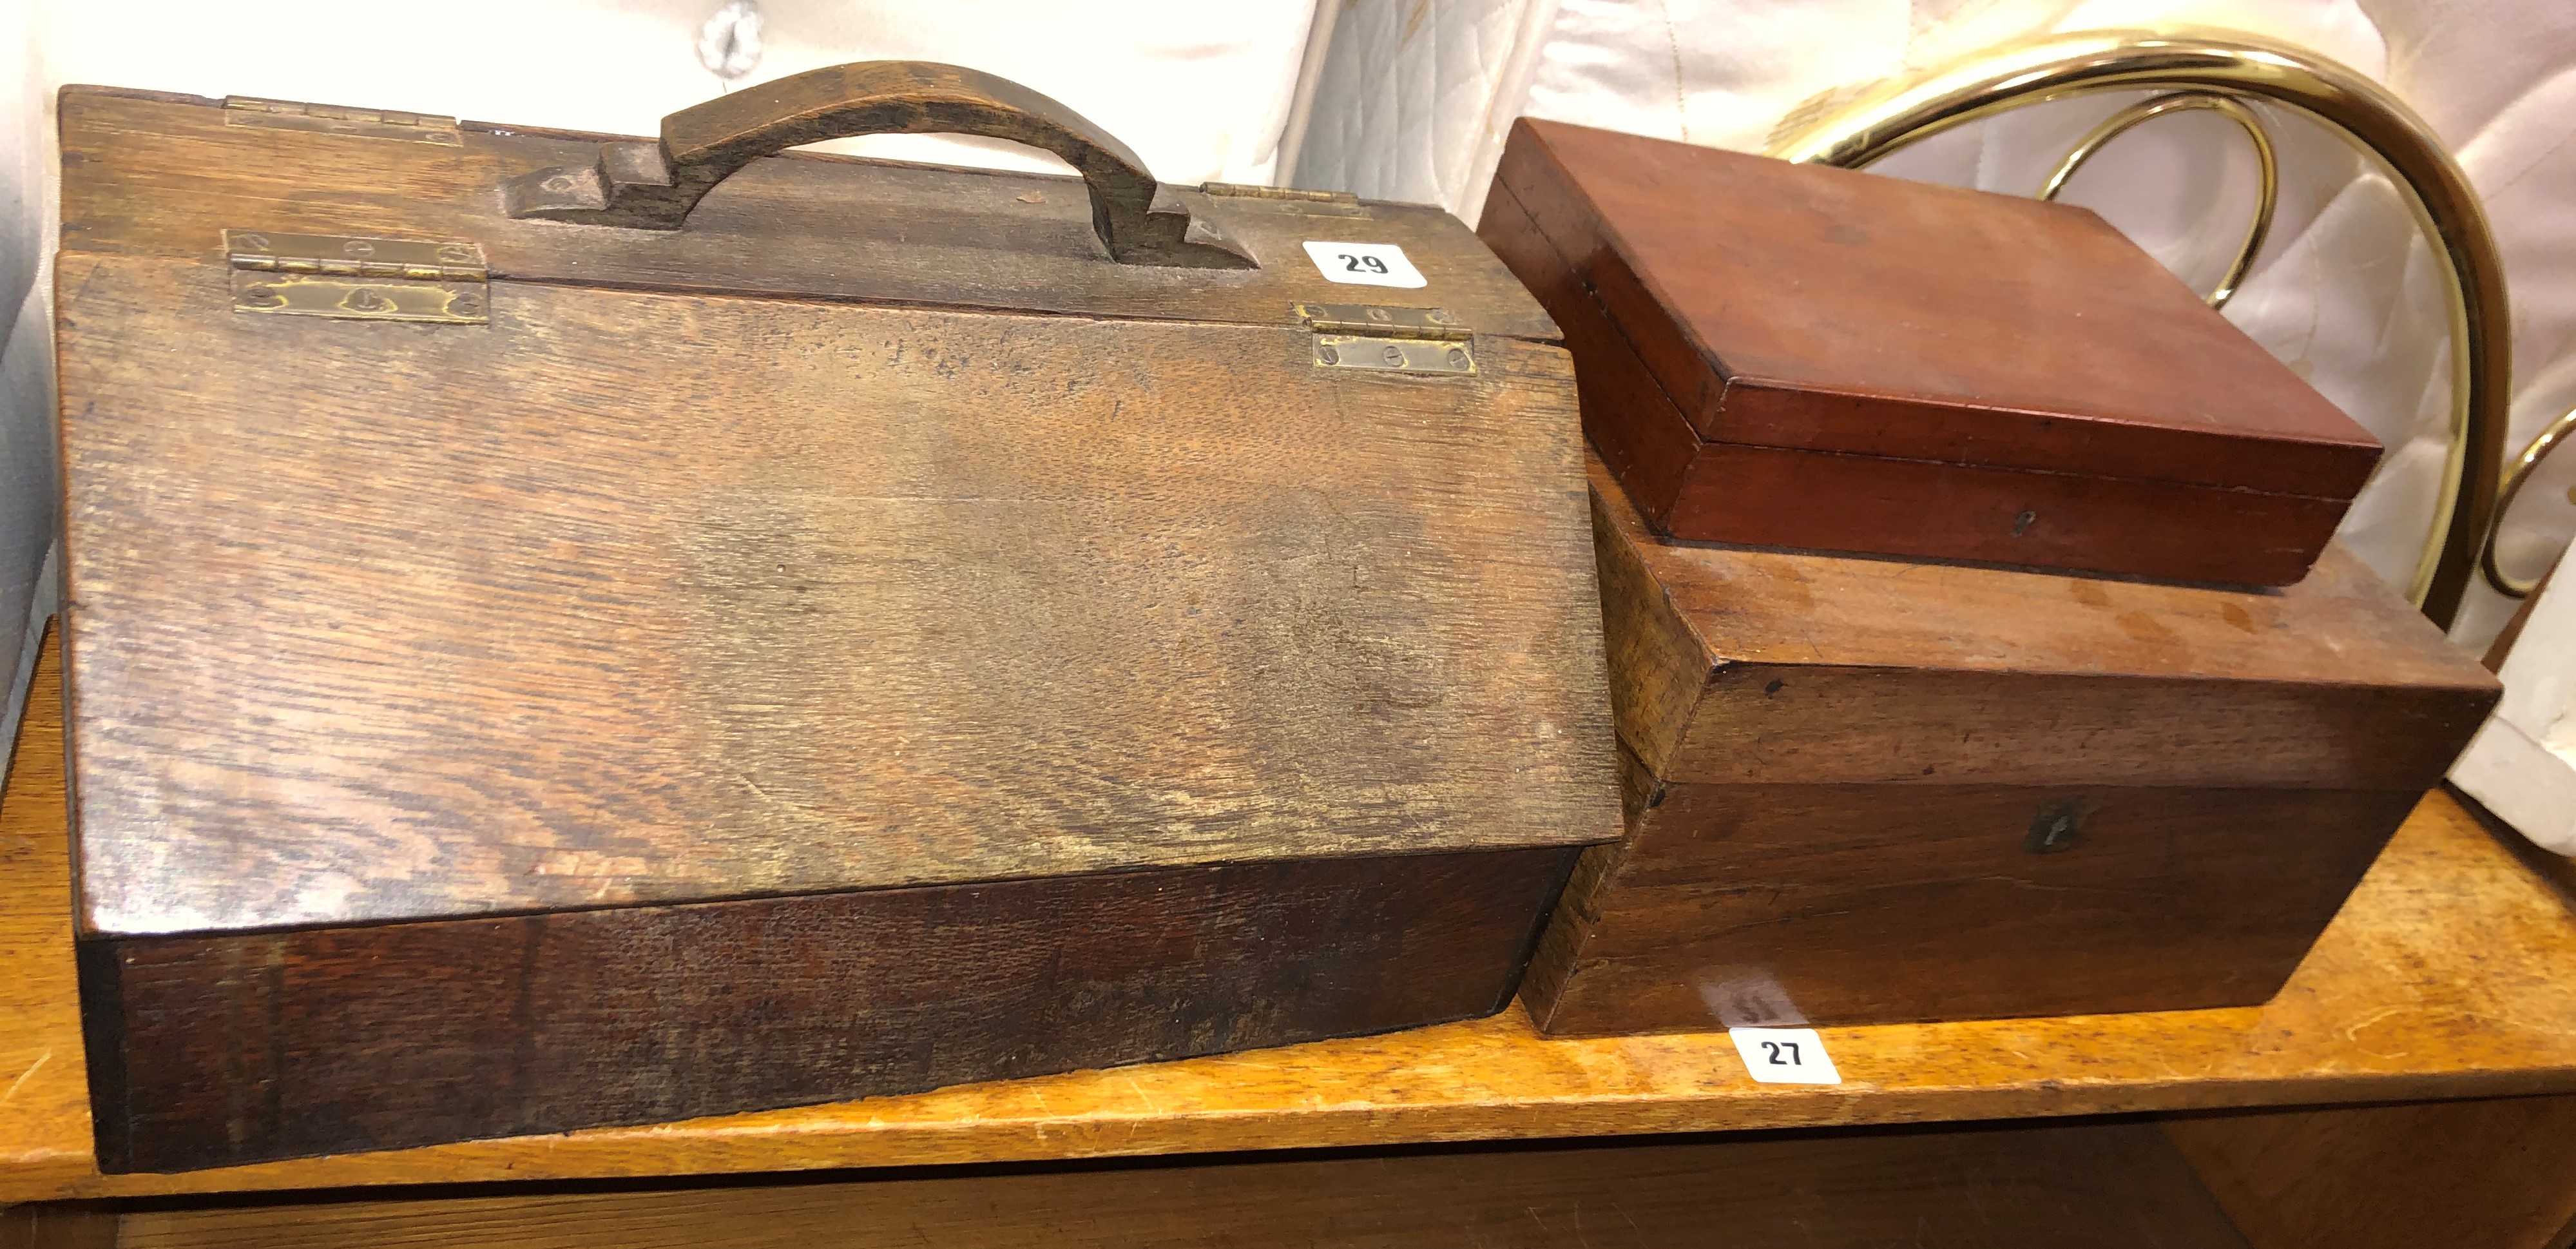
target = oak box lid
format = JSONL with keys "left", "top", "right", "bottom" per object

{"left": 52, "top": 73, "right": 1619, "bottom": 940}
{"left": 59, "top": 82, "right": 1565, "bottom": 340}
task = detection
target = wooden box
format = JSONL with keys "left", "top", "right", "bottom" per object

{"left": 1523, "top": 454, "right": 2499, "bottom": 1034}
{"left": 53, "top": 66, "right": 1621, "bottom": 1172}
{"left": 1479, "top": 119, "right": 2381, "bottom": 586}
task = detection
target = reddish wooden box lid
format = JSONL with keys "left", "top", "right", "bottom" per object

{"left": 1484, "top": 119, "right": 2382, "bottom": 586}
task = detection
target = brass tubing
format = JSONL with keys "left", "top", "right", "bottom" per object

{"left": 1766, "top": 28, "right": 2508, "bottom": 628}
{"left": 2484, "top": 407, "right": 2576, "bottom": 597}
{"left": 2037, "top": 91, "right": 2278, "bottom": 311}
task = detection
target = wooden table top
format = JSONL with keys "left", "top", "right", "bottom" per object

{"left": 6, "top": 637, "right": 2575, "bottom": 1203}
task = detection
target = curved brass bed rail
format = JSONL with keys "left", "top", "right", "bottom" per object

{"left": 2037, "top": 90, "right": 2277, "bottom": 311}
{"left": 2487, "top": 406, "right": 2576, "bottom": 597}
{"left": 1764, "top": 28, "right": 2510, "bottom": 626}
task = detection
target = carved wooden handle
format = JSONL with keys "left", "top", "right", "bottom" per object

{"left": 504, "top": 61, "right": 1254, "bottom": 269}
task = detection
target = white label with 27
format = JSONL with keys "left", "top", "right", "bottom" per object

{"left": 1727, "top": 1027, "right": 1841, "bottom": 1085}
{"left": 1303, "top": 240, "right": 1426, "bottom": 288}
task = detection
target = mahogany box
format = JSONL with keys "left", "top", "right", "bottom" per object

{"left": 53, "top": 67, "right": 1620, "bottom": 1172}
{"left": 1479, "top": 118, "right": 2381, "bottom": 586}
{"left": 1522, "top": 454, "right": 2500, "bottom": 1034}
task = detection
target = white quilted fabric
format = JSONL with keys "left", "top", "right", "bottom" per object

{"left": 1293, "top": 0, "right": 1560, "bottom": 211}
{"left": 2452, "top": 563, "right": 2576, "bottom": 855}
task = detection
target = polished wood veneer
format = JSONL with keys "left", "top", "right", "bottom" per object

{"left": 1481, "top": 118, "right": 2381, "bottom": 585}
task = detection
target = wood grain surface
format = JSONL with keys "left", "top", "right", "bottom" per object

{"left": 1664, "top": 438, "right": 2350, "bottom": 588}
{"left": 99, "top": 1121, "right": 2245, "bottom": 1248}
{"left": 510, "top": 62, "right": 1253, "bottom": 271}
{"left": 0, "top": 1203, "right": 115, "bottom": 1249}
{"left": 84, "top": 844, "right": 1573, "bottom": 1172}
{"left": 1490, "top": 119, "right": 2374, "bottom": 478}
{"left": 1584, "top": 454, "right": 2498, "bottom": 788}
{"left": 1482, "top": 118, "right": 2378, "bottom": 585}
{"left": 57, "top": 82, "right": 1613, "bottom": 1170}
{"left": 1485, "top": 184, "right": 1700, "bottom": 527}
{"left": 59, "top": 88, "right": 1555, "bottom": 341}
{"left": 1531, "top": 760, "right": 2419, "bottom": 1031}
{"left": 57, "top": 251, "right": 1615, "bottom": 936}
{"left": 1533, "top": 455, "right": 2499, "bottom": 1029}
{"left": 6, "top": 639, "right": 2576, "bottom": 1201}
{"left": 2167, "top": 1094, "right": 2576, "bottom": 1249}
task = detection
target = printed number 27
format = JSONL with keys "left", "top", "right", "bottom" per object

{"left": 1339, "top": 253, "right": 1390, "bottom": 275}
{"left": 1760, "top": 1040, "right": 1803, "bottom": 1066}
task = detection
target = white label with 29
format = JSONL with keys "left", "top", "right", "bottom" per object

{"left": 1303, "top": 240, "right": 1426, "bottom": 288}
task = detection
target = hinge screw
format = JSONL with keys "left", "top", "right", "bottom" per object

{"left": 237, "top": 285, "right": 284, "bottom": 309}
{"left": 1446, "top": 347, "right": 1468, "bottom": 368}
{"left": 1318, "top": 344, "right": 1340, "bottom": 365}
{"left": 342, "top": 287, "right": 393, "bottom": 313}
{"left": 1381, "top": 345, "right": 1405, "bottom": 365}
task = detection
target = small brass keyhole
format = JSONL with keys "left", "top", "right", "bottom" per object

{"left": 2025, "top": 800, "right": 2089, "bottom": 854}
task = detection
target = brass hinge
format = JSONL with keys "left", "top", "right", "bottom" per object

{"left": 1201, "top": 183, "right": 1364, "bottom": 217}
{"left": 1204, "top": 184, "right": 1358, "bottom": 204}
{"left": 224, "top": 96, "right": 461, "bottom": 146}
{"left": 1296, "top": 303, "right": 1474, "bottom": 376}
{"left": 226, "top": 231, "right": 489, "bottom": 324}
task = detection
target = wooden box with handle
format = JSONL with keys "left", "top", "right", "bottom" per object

{"left": 52, "top": 64, "right": 1619, "bottom": 1172}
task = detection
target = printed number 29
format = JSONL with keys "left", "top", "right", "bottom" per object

{"left": 1760, "top": 1040, "right": 1803, "bottom": 1066}
{"left": 1339, "top": 253, "right": 1390, "bottom": 275}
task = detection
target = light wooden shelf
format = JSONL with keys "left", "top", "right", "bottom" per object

{"left": 87, "top": 1121, "right": 2253, "bottom": 1248}
{"left": 6, "top": 640, "right": 2575, "bottom": 1204}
